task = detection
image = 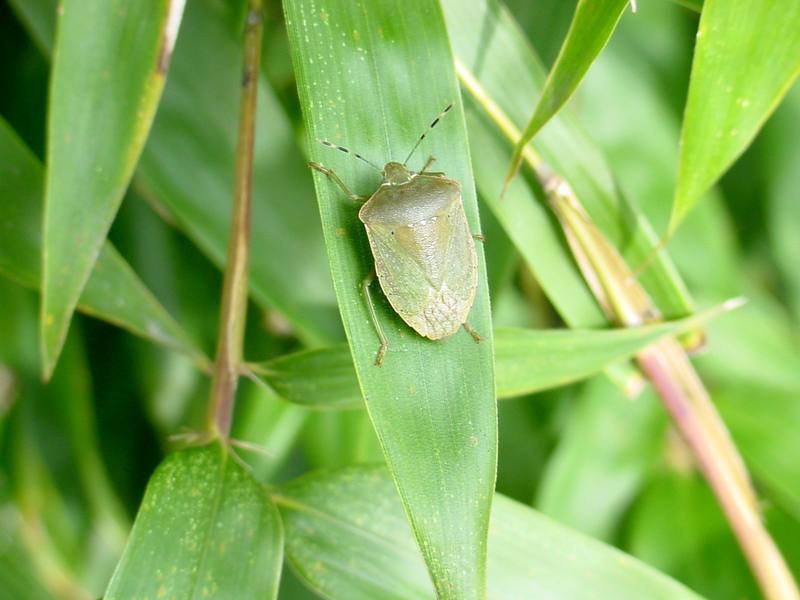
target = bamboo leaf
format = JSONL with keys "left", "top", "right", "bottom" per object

{"left": 537, "top": 378, "right": 664, "bottom": 540}
{"left": 41, "top": 0, "right": 186, "bottom": 377}
{"left": 275, "top": 465, "right": 702, "bottom": 599}
{"left": 104, "top": 444, "right": 283, "bottom": 599}
{"left": 0, "top": 117, "right": 205, "bottom": 366}
{"left": 137, "top": 0, "right": 340, "bottom": 345}
{"left": 251, "top": 302, "right": 738, "bottom": 409}
{"left": 503, "top": 0, "right": 631, "bottom": 194}
{"left": 283, "top": 1, "right": 496, "bottom": 596}
{"left": 671, "top": 0, "right": 800, "bottom": 231}
{"left": 442, "top": 0, "right": 696, "bottom": 326}
{"left": 10, "top": 0, "right": 341, "bottom": 346}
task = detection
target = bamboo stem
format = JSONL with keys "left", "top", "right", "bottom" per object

{"left": 639, "top": 341, "right": 798, "bottom": 600}
{"left": 208, "top": 1, "right": 263, "bottom": 439}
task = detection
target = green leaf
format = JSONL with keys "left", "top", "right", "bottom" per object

{"left": 629, "top": 470, "right": 760, "bottom": 599}
{"left": 717, "top": 385, "right": 800, "bottom": 521}
{"left": 671, "top": 0, "right": 800, "bottom": 231}
{"left": 573, "top": 6, "right": 742, "bottom": 299}
{"left": 0, "top": 116, "right": 205, "bottom": 366}
{"left": 764, "top": 87, "right": 800, "bottom": 323}
{"left": 137, "top": 0, "right": 340, "bottom": 345}
{"left": 41, "top": 0, "right": 186, "bottom": 377}
{"left": 252, "top": 303, "right": 739, "bottom": 409}
{"left": 0, "top": 520, "right": 53, "bottom": 600}
{"left": 503, "top": 0, "right": 631, "bottom": 193}
{"left": 105, "top": 444, "right": 283, "bottom": 599}
{"left": 275, "top": 465, "right": 702, "bottom": 599}
{"left": 442, "top": 0, "right": 696, "bottom": 325}
{"left": 536, "top": 378, "right": 664, "bottom": 540}
{"left": 10, "top": 0, "right": 340, "bottom": 346}
{"left": 283, "top": 1, "right": 496, "bottom": 597}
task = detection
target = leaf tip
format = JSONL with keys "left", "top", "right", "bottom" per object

{"left": 499, "top": 149, "right": 523, "bottom": 201}
{"left": 721, "top": 296, "right": 748, "bottom": 313}
{"left": 39, "top": 301, "right": 71, "bottom": 381}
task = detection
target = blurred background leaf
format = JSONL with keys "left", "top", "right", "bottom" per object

{"left": 671, "top": 0, "right": 800, "bottom": 231}
{"left": 504, "top": 0, "right": 631, "bottom": 190}
{"left": 40, "top": 0, "right": 185, "bottom": 377}
{"left": 0, "top": 116, "right": 206, "bottom": 366}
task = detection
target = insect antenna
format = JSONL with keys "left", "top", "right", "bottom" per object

{"left": 403, "top": 103, "right": 453, "bottom": 166}
{"left": 318, "top": 139, "right": 382, "bottom": 172}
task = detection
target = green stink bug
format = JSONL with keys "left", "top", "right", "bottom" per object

{"left": 309, "top": 104, "right": 481, "bottom": 366}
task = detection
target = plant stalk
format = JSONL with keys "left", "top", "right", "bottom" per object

{"left": 639, "top": 341, "right": 798, "bottom": 600}
{"left": 456, "top": 60, "right": 799, "bottom": 600}
{"left": 208, "top": 1, "right": 263, "bottom": 439}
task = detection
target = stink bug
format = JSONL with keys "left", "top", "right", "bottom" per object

{"left": 309, "top": 104, "right": 481, "bottom": 367}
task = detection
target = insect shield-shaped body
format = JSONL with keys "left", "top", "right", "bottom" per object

{"left": 360, "top": 161, "right": 478, "bottom": 341}
{"left": 309, "top": 104, "right": 481, "bottom": 366}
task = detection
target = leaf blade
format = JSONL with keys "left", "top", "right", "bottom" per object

{"left": 671, "top": 0, "right": 800, "bottom": 230}
{"left": 276, "top": 466, "right": 703, "bottom": 599}
{"left": 104, "top": 444, "right": 283, "bottom": 599}
{"left": 252, "top": 303, "right": 737, "bottom": 410}
{"left": 503, "top": 0, "right": 631, "bottom": 193}
{"left": 283, "top": 1, "right": 496, "bottom": 596}
{"left": 0, "top": 116, "right": 205, "bottom": 365}
{"left": 41, "top": 0, "right": 185, "bottom": 377}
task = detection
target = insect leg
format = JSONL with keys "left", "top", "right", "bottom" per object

{"left": 308, "top": 162, "right": 369, "bottom": 203}
{"left": 362, "top": 272, "right": 389, "bottom": 367}
{"left": 462, "top": 322, "right": 482, "bottom": 343}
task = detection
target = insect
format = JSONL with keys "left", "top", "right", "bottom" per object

{"left": 309, "top": 104, "right": 482, "bottom": 367}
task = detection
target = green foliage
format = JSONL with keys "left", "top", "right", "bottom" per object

{"left": 0, "top": 0, "right": 798, "bottom": 598}
{"left": 277, "top": 466, "right": 701, "bottom": 599}
{"left": 504, "top": 0, "right": 631, "bottom": 190}
{"left": 283, "top": 2, "right": 496, "bottom": 596}
{"left": 672, "top": 0, "right": 800, "bottom": 231}
{"left": 40, "top": 0, "right": 181, "bottom": 377}
{"left": 105, "top": 444, "right": 283, "bottom": 598}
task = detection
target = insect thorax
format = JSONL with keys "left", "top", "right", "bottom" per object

{"left": 360, "top": 174, "right": 460, "bottom": 227}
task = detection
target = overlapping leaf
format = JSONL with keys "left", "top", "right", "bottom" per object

{"left": 671, "top": 0, "right": 800, "bottom": 231}
{"left": 504, "top": 0, "right": 631, "bottom": 192}
{"left": 41, "top": 0, "right": 186, "bottom": 377}
{"left": 252, "top": 303, "right": 737, "bottom": 409}
{"left": 441, "top": 0, "right": 695, "bottom": 327}
{"left": 105, "top": 444, "right": 283, "bottom": 598}
{"left": 0, "top": 117, "right": 204, "bottom": 365}
{"left": 276, "top": 466, "right": 702, "bottom": 599}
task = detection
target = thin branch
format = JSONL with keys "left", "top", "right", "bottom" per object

{"left": 208, "top": 0, "right": 263, "bottom": 439}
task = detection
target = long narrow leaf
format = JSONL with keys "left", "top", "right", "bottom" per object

{"left": 276, "top": 466, "right": 702, "bottom": 599}
{"left": 41, "top": 0, "right": 186, "bottom": 377}
{"left": 671, "top": 0, "right": 800, "bottom": 231}
{"left": 138, "top": 0, "right": 340, "bottom": 345}
{"left": 10, "top": 0, "right": 341, "bottom": 346}
{"left": 503, "top": 0, "right": 631, "bottom": 194}
{"left": 442, "top": 0, "right": 696, "bottom": 323}
{"left": 283, "top": 1, "right": 496, "bottom": 596}
{"left": 0, "top": 117, "right": 205, "bottom": 366}
{"left": 251, "top": 301, "right": 739, "bottom": 410}
{"left": 104, "top": 444, "right": 283, "bottom": 598}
